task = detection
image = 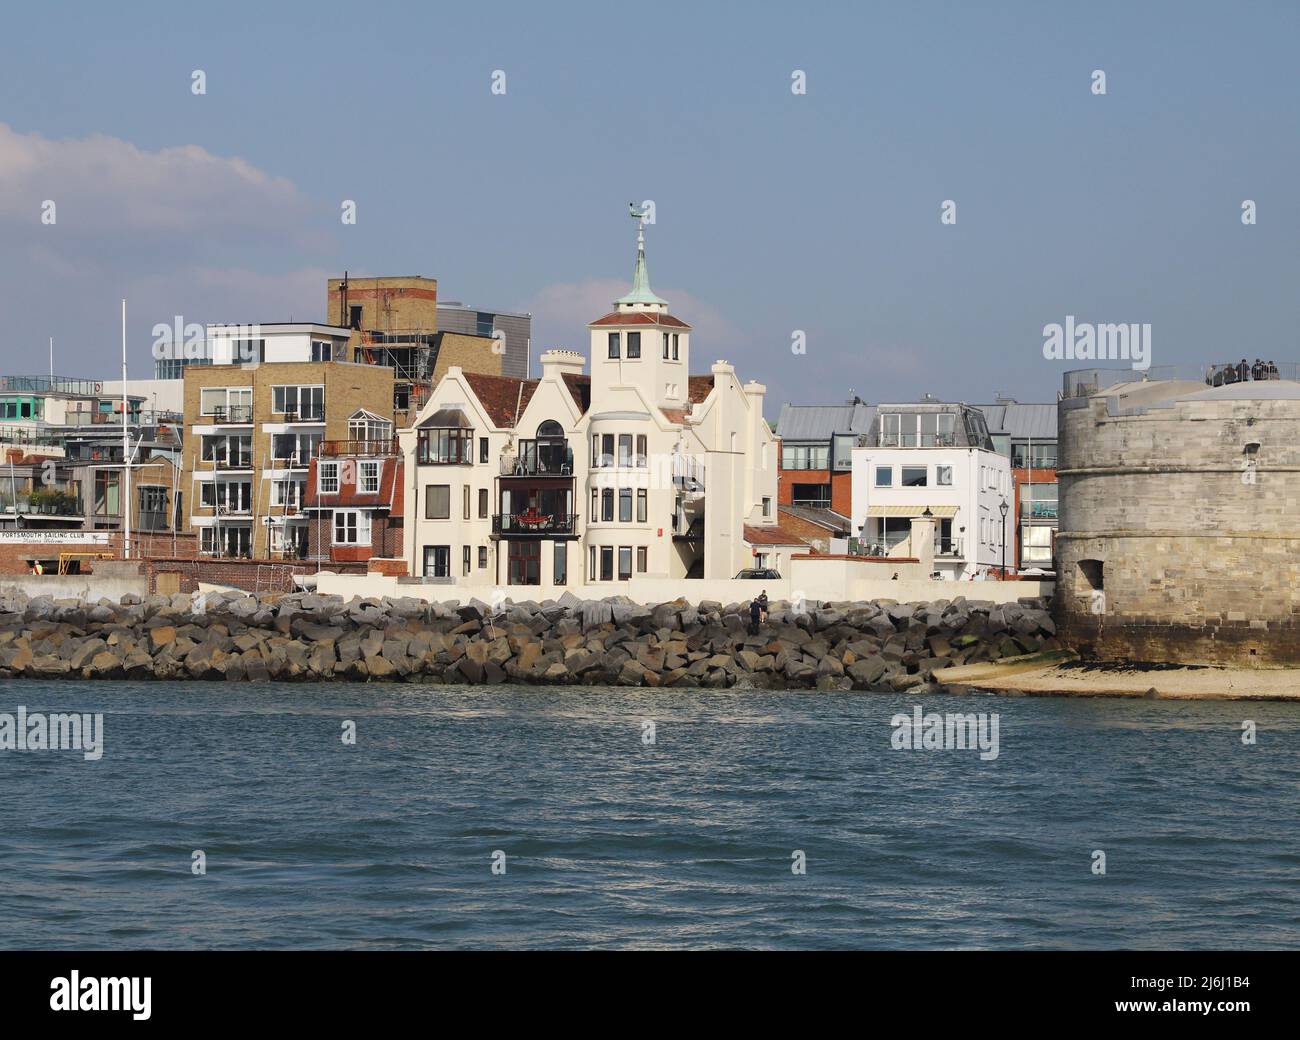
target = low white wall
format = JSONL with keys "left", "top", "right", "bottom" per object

{"left": 315, "top": 568, "right": 1053, "bottom": 606}
{"left": 0, "top": 571, "right": 149, "bottom": 602}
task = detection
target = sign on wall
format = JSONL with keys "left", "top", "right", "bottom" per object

{"left": 0, "top": 532, "right": 113, "bottom": 545}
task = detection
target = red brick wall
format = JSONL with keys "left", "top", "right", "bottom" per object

{"left": 305, "top": 510, "right": 401, "bottom": 564}
{"left": 0, "top": 530, "right": 197, "bottom": 576}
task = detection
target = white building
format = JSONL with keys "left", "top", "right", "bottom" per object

{"left": 850, "top": 401, "right": 1014, "bottom": 580}
{"left": 398, "top": 220, "right": 784, "bottom": 591}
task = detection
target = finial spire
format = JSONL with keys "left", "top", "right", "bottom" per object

{"left": 617, "top": 204, "right": 667, "bottom": 308}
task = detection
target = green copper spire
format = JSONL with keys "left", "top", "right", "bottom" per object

{"left": 617, "top": 207, "right": 668, "bottom": 307}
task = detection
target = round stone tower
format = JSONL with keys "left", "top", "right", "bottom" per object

{"left": 1057, "top": 368, "right": 1300, "bottom": 665}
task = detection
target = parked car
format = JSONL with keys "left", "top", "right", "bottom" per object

{"left": 735, "top": 568, "right": 781, "bottom": 580}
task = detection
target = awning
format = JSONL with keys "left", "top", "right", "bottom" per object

{"left": 866, "top": 504, "right": 958, "bottom": 518}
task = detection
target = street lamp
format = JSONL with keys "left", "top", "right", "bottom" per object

{"left": 998, "top": 497, "right": 1009, "bottom": 579}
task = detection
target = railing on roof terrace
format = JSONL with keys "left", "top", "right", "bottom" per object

{"left": 0, "top": 376, "right": 105, "bottom": 395}
{"left": 1060, "top": 364, "right": 1300, "bottom": 400}
{"left": 320, "top": 438, "right": 399, "bottom": 457}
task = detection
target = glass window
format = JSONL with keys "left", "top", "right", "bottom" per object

{"left": 607, "top": 332, "right": 620, "bottom": 359}
{"left": 901, "top": 466, "right": 927, "bottom": 487}
{"left": 619, "top": 488, "right": 632, "bottom": 522}
{"left": 425, "top": 485, "right": 450, "bottom": 520}
{"left": 636, "top": 435, "right": 647, "bottom": 467}
{"left": 618, "top": 435, "right": 632, "bottom": 467}
{"left": 333, "top": 510, "right": 371, "bottom": 545}
{"left": 554, "top": 543, "right": 567, "bottom": 585}
{"left": 936, "top": 465, "right": 953, "bottom": 486}
{"left": 636, "top": 489, "right": 647, "bottom": 523}
{"left": 874, "top": 466, "right": 892, "bottom": 487}
{"left": 618, "top": 547, "right": 632, "bottom": 580}
{"left": 601, "top": 488, "right": 614, "bottom": 522}
{"left": 417, "top": 428, "right": 472, "bottom": 464}
{"left": 637, "top": 546, "right": 647, "bottom": 573}
{"left": 626, "top": 332, "right": 640, "bottom": 358}
{"left": 463, "top": 546, "right": 472, "bottom": 575}
{"left": 662, "top": 332, "right": 670, "bottom": 359}
{"left": 762, "top": 497, "right": 772, "bottom": 518}
{"left": 600, "top": 546, "right": 614, "bottom": 581}
{"left": 478, "top": 488, "right": 488, "bottom": 518}
{"left": 671, "top": 334, "right": 679, "bottom": 360}
{"left": 360, "top": 461, "right": 380, "bottom": 494}
{"left": 479, "top": 437, "right": 489, "bottom": 463}
{"left": 423, "top": 545, "right": 450, "bottom": 578}
{"left": 319, "top": 462, "right": 339, "bottom": 493}
{"left": 478, "top": 546, "right": 488, "bottom": 569}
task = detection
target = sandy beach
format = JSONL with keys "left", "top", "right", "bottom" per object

{"left": 935, "top": 654, "right": 1300, "bottom": 701}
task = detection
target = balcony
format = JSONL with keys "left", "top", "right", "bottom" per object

{"left": 935, "top": 537, "right": 964, "bottom": 557}
{"left": 212, "top": 405, "right": 253, "bottom": 424}
{"left": 214, "top": 456, "right": 254, "bottom": 471}
{"left": 1012, "top": 454, "right": 1057, "bottom": 470}
{"left": 500, "top": 455, "right": 573, "bottom": 477}
{"left": 280, "top": 408, "right": 325, "bottom": 423}
{"left": 492, "top": 512, "right": 577, "bottom": 537}
{"left": 1022, "top": 501, "right": 1058, "bottom": 521}
{"left": 321, "top": 438, "right": 398, "bottom": 457}
{"left": 214, "top": 504, "right": 253, "bottom": 517}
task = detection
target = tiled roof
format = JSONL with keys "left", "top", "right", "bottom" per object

{"left": 303, "top": 456, "right": 401, "bottom": 510}
{"left": 660, "top": 407, "right": 690, "bottom": 425}
{"left": 464, "top": 372, "right": 539, "bottom": 428}
{"left": 589, "top": 311, "right": 692, "bottom": 329}
{"left": 561, "top": 373, "right": 591, "bottom": 415}
{"left": 687, "top": 375, "right": 714, "bottom": 403}
{"left": 744, "top": 522, "right": 811, "bottom": 547}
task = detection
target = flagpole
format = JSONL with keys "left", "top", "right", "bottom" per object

{"left": 122, "top": 300, "right": 131, "bottom": 561}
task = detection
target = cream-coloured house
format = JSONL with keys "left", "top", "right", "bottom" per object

{"left": 395, "top": 222, "right": 783, "bottom": 592}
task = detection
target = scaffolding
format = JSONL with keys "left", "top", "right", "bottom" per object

{"left": 353, "top": 329, "right": 438, "bottom": 421}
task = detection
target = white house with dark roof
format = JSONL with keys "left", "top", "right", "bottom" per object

{"left": 393, "top": 218, "right": 784, "bottom": 591}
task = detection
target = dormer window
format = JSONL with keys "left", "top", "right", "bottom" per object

{"left": 608, "top": 332, "right": 621, "bottom": 359}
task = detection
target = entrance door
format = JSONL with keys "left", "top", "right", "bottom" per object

{"left": 508, "top": 540, "right": 540, "bottom": 585}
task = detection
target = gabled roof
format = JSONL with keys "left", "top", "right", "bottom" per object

{"left": 687, "top": 375, "right": 714, "bottom": 403}
{"left": 460, "top": 370, "right": 591, "bottom": 429}
{"left": 589, "top": 311, "right": 691, "bottom": 329}
{"left": 463, "top": 372, "right": 538, "bottom": 428}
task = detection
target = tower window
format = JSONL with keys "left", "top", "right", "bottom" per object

{"left": 627, "top": 332, "right": 641, "bottom": 358}
{"left": 671, "top": 334, "right": 679, "bottom": 360}
{"left": 608, "top": 332, "right": 620, "bottom": 359}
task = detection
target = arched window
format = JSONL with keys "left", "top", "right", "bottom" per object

{"left": 537, "top": 420, "right": 564, "bottom": 438}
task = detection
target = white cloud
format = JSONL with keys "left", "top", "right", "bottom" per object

{"left": 0, "top": 122, "right": 309, "bottom": 239}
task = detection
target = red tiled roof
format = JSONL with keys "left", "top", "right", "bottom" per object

{"left": 660, "top": 407, "right": 689, "bottom": 425}
{"left": 744, "top": 523, "right": 811, "bottom": 547}
{"left": 303, "top": 456, "right": 401, "bottom": 510}
{"left": 561, "top": 372, "right": 591, "bottom": 415}
{"left": 687, "top": 375, "right": 714, "bottom": 403}
{"left": 463, "top": 372, "right": 539, "bottom": 428}
{"left": 589, "top": 311, "right": 692, "bottom": 329}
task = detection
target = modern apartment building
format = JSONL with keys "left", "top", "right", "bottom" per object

{"left": 399, "top": 223, "right": 781, "bottom": 588}
{"left": 181, "top": 324, "right": 394, "bottom": 559}
{"left": 773, "top": 398, "right": 873, "bottom": 540}
{"left": 436, "top": 301, "right": 531, "bottom": 380}
{"left": 849, "top": 400, "right": 1014, "bottom": 580}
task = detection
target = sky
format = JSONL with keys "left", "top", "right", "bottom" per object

{"left": 1, "top": 0, "right": 1296, "bottom": 416}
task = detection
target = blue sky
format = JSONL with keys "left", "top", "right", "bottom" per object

{"left": 2, "top": 0, "right": 1296, "bottom": 414}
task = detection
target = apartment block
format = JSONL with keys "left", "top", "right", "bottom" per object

{"left": 182, "top": 325, "right": 394, "bottom": 559}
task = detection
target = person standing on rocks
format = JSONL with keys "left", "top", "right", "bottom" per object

{"left": 750, "top": 591, "right": 768, "bottom": 633}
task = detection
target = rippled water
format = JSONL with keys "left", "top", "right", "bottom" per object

{"left": 1, "top": 681, "right": 1298, "bottom": 949}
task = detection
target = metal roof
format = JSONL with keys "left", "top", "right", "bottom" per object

{"left": 774, "top": 402, "right": 875, "bottom": 441}
{"left": 975, "top": 402, "right": 1057, "bottom": 440}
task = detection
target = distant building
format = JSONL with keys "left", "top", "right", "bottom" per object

{"left": 181, "top": 324, "right": 393, "bottom": 559}
{"left": 772, "top": 399, "right": 872, "bottom": 539}
{"left": 850, "top": 399, "right": 1014, "bottom": 580}
{"left": 436, "top": 302, "right": 530, "bottom": 380}
{"left": 325, "top": 276, "right": 514, "bottom": 423}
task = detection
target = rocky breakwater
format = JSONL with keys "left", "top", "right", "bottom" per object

{"left": 0, "top": 588, "right": 1060, "bottom": 691}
